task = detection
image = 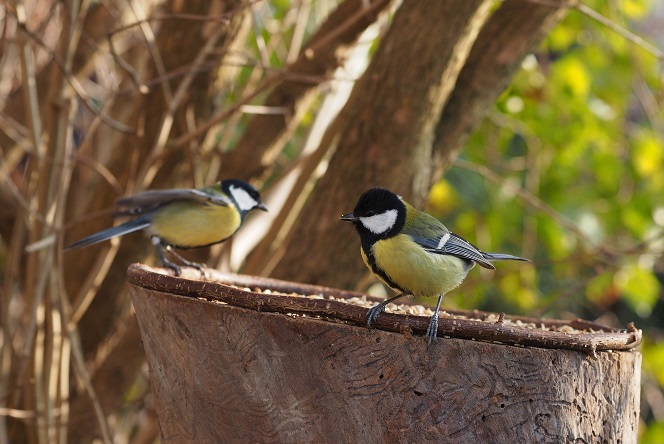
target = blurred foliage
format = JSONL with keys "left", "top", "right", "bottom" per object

{"left": 641, "top": 421, "right": 664, "bottom": 444}
{"left": 427, "top": 0, "right": 663, "bottom": 438}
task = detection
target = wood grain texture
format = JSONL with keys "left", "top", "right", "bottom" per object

{"left": 129, "top": 269, "right": 641, "bottom": 443}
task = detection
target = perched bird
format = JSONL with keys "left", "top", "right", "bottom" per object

{"left": 340, "top": 187, "right": 528, "bottom": 345}
{"left": 65, "top": 179, "right": 267, "bottom": 275}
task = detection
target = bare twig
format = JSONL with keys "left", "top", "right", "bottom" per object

{"left": 136, "top": 14, "right": 233, "bottom": 187}
{"left": 6, "top": 8, "right": 137, "bottom": 134}
{"left": 575, "top": 2, "right": 663, "bottom": 60}
{"left": 68, "top": 327, "right": 113, "bottom": 444}
{"left": 452, "top": 158, "right": 597, "bottom": 248}
{"left": 128, "top": 0, "right": 173, "bottom": 103}
{"left": 169, "top": 73, "right": 283, "bottom": 149}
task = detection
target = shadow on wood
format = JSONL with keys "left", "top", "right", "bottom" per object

{"left": 127, "top": 264, "right": 641, "bottom": 443}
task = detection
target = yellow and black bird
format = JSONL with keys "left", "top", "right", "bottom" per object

{"left": 340, "top": 187, "right": 528, "bottom": 345}
{"left": 66, "top": 179, "right": 267, "bottom": 275}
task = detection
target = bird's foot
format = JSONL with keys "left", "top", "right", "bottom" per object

{"left": 366, "top": 293, "right": 408, "bottom": 329}
{"left": 426, "top": 311, "right": 440, "bottom": 347}
{"left": 180, "top": 258, "right": 208, "bottom": 278}
{"left": 163, "top": 259, "right": 182, "bottom": 277}
{"left": 166, "top": 247, "right": 208, "bottom": 278}
{"left": 366, "top": 303, "right": 387, "bottom": 329}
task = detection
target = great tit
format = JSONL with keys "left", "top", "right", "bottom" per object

{"left": 340, "top": 187, "right": 528, "bottom": 345}
{"left": 65, "top": 179, "right": 267, "bottom": 275}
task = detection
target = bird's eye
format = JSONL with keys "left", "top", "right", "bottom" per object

{"left": 366, "top": 210, "right": 375, "bottom": 217}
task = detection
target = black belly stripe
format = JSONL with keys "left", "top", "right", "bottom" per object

{"left": 361, "top": 243, "right": 409, "bottom": 294}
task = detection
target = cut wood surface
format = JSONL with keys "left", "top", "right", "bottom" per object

{"left": 128, "top": 264, "right": 641, "bottom": 443}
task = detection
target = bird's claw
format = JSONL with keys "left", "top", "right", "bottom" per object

{"left": 175, "top": 262, "right": 208, "bottom": 278}
{"left": 192, "top": 263, "right": 209, "bottom": 279}
{"left": 164, "top": 261, "right": 182, "bottom": 277}
{"left": 366, "top": 304, "right": 385, "bottom": 329}
{"left": 164, "top": 247, "right": 208, "bottom": 278}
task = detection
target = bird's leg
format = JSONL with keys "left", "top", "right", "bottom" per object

{"left": 366, "top": 293, "right": 407, "bottom": 329}
{"left": 426, "top": 293, "right": 445, "bottom": 346}
{"left": 165, "top": 246, "right": 207, "bottom": 277}
{"left": 152, "top": 237, "right": 182, "bottom": 276}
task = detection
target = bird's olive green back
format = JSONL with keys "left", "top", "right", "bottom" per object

{"left": 402, "top": 201, "right": 450, "bottom": 239}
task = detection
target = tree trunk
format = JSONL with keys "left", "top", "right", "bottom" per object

{"left": 128, "top": 265, "right": 642, "bottom": 443}
{"left": 264, "top": 0, "right": 573, "bottom": 289}
{"left": 270, "top": 0, "right": 495, "bottom": 288}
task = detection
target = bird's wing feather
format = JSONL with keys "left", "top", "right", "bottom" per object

{"left": 64, "top": 217, "right": 151, "bottom": 250}
{"left": 401, "top": 206, "right": 496, "bottom": 269}
{"left": 115, "top": 188, "right": 231, "bottom": 215}
{"left": 409, "top": 233, "right": 496, "bottom": 269}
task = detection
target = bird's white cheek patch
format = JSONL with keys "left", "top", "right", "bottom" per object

{"left": 359, "top": 209, "right": 398, "bottom": 235}
{"left": 230, "top": 186, "right": 258, "bottom": 211}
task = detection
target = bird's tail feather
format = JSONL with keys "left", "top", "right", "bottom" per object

{"left": 65, "top": 217, "right": 151, "bottom": 250}
{"left": 482, "top": 252, "right": 530, "bottom": 262}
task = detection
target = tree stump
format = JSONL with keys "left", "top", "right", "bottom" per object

{"left": 127, "top": 264, "right": 642, "bottom": 443}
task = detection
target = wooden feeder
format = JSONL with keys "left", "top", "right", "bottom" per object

{"left": 127, "top": 263, "right": 642, "bottom": 443}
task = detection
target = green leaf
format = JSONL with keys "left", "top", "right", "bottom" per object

{"left": 615, "top": 264, "right": 660, "bottom": 317}
{"left": 585, "top": 272, "right": 615, "bottom": 305}
{"left": 641, "top": 421, "right": 664, "bottom": 444}
{"left": 642, "top": 340, "right": 664, "bottom": 387}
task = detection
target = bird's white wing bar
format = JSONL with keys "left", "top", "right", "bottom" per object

{"left": 436, "top": 232, "right": 451, "bottom": 249}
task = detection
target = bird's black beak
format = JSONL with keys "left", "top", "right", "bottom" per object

{"left": 340, "top": 213, "right": 357, "bottom": 222}
{"left": 257, "top": 202, "right": 268, "bottom": 212}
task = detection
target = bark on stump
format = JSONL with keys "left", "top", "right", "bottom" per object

{"left": 127, "top": 264, "right": 642, "bottom": 443}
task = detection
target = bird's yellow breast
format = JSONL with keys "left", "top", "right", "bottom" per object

{"left": 366, "top": 234, "right": 470, "bottom": 297}
{"left": 149, "top": 201, "right": 241, "bottom": 248}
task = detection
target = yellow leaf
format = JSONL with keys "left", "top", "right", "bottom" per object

{"left": 554, "top": 58, "right": 590, "bottom": 97}
{"left": 634, "top": 133, "right": 663, "bottom": 177}
{"left": 428, "top": 180, "right": 458, "bottom": 214}
{"left": 622, "top": 0, "right": 651, "bottom": 18}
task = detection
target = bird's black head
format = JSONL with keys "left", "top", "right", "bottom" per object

{"left": 340, "top": 187, "right": 406, "bottom": 241}
{"left": 220, "top": 179, "right": 268, "bottom": 216}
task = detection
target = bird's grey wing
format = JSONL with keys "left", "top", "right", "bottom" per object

{"left": 409, "top": 232, "right": 495, "bottom": 270}
{"left": 115, "top": 189, "right": 231, "bottom": 215}
{"left": 400, "top": 209, "right": 495, "bottom": 269}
